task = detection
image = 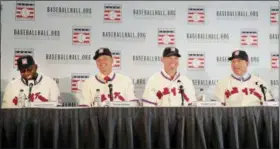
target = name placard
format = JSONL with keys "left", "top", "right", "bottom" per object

{"left": 107, "top": 101, "right": 139, "bottom": 107}
{"left": 263, "top": 101, "right": 279, "bottom": 107}
{"left": 29, "top": 102, "right": 57, "bottom": 108}
{"left": 195, "top": 101, "right": 223, "bottom": 107}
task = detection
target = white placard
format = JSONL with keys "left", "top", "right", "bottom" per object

{"left": 29, "top": 102, "right": 58, "bottom": 108}
{"left": 107, "top": 101, "right": 139, "bottom": 107}
{"left": 263, "top": 101, "right": 279, "bottom": 107}
{"left": 194, "top": 101, "right": 223, "bottom": 107}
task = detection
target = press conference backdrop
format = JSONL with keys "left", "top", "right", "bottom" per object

{"left": 0, "top": 1, "right": 279, "bottom": 103}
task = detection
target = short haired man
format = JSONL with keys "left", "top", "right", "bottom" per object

{"left": 215, "top": 50, "right": 273, "bottom": 106}
{"left": 142, "top": 47, "right": 197, "bottom": 106}
{"left": 79, "top": 48, "right": 136, "bottom": 107}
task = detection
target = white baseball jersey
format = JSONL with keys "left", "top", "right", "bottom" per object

{"left": 79, "top": 72, "right": 136, "bottom": 107}
{"left": 1, "top": 73, "right": 61, "bottom": 108}
{"left": 142, "top": 70, "right": 197, "bottom": 107}
{"left": 215, "top": 73, "right": 273, "bottom": 106}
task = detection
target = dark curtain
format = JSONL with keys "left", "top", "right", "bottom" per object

{"left": 0, "top": 107, "right": 278, "bottom": 149}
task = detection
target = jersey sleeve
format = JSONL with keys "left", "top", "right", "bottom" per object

{"left": 215, "top": 79, "right": 227, "bottom": 102}
{"left": 142, "top": 76, "right": 157, "bottom": 107}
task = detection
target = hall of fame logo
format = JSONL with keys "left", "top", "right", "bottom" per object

{"left": 270, "top": 6, "right": 279, "bottom": 24}
{"left": 271, "top": 53, "right": 279, "bottom": 69}
{"left": 187, "top": 52, "right": 205, "bottom": 71}
{"left": 15, "top": 0, "right": 35, "bottom": 21}
{"left": 240, "top": 29, "right": 258, "bottom": 47}
{"left": 71, "top": 73, "right": 90, "bottom": 93}
{"left": 104, "top": 3, "right": 122, "bottom": 23}
{"left": 157, "top": 28, "right": 175, "bottom": 46}
{"left": 187, "top": 6, "right": 205, "bottom": 24}
{"left": 112, "top": 51, "right": 121, "bottom": 69}
{"left": 72, "top": 26, "right": 91, "bottom": 45}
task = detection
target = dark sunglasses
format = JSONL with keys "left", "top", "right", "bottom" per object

{"left": 19, "top": 66, "right": 34, "bottom": 73}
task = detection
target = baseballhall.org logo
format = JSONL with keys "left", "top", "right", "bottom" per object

{"left": 15, "top": 0, "right": 35, "bottom": 21}
{"left": 72, "top": 26, "right": 91, "bottom": 46}
{"left": 112, "top": 51, "right": 121, "bottom": 69}
{"left": 240, "top": 29, "right": 258, "bottom": 48}
{"left": 187, "top": 6, "right": 205, "bottom": 24}
{"left": 158, "top": 28, "right": 175, "bottom": 46}
{"left": 270, "top": 6, "right": 279, "bottom": 25}
{"left": 13, "top": 48, "right": 34, "bottom": 68}
{"left": 71, "top": 73, "right": 90, "bottom": 93}
{"left": 104, "top": 3, "right": 122, "bottom": 23}
{"left": 187, "top": 52, "right": 205, "bottom": 71}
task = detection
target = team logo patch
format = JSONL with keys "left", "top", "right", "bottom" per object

{"left": 71, "top": 73, "right": 90, "bottom": 93}
{"left": 13, "top": 48, "right": 34, "bottom": 68}
{"left": 72, "top": 26, "right": 91, "bottom": 45}
{"left": 158, "top": 28, "right": 175, "bottom": 46}
{"left": 99, "top": 48, "right": 104, "bottom": 53}
{"left": 15, "top": 0, "right": 35, "bottom": 21}
{"left": 187, "top": 6, "right": 205, "bottom": 24}
{"left": 187, "top": 52, "right": 205, "bottom": 71}
{"left": 271, "top": 53, "right": 279, "bottom": 69}
{"left": 112, "top": 51, "right": 121, "bottom": 69}
{"left": 270, "top": 7, "right": 279, "bottom": 24}
{"left": 240, "top": 29, "right": 258, "bottom": 47}
{"left": 104, "top": 3, "right": 122, "bottom": 23}
{"left": 234, "top": 51, "right": 239, "bottom": 56}
{"left": 22, "top": 58, "right": 27, "bottom": 64}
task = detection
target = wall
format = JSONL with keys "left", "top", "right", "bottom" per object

{"left": 1, "top": 1, "right": 279, "bottom": 102}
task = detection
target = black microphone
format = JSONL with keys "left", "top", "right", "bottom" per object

{"left": 255, "top": 82, "right": 267, "bottom": 101}
{"left": 108, "top": 81, "right": 113, "bottom": 101}
{"left": 28, "top": 80, "right": 34, "bottom": 102}
{"left": 177, "top": 80, "right": 184, "bottom": 106}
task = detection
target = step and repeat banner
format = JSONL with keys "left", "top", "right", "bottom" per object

{"left": 1, "top": 1, "right": 279, "bottom": 102}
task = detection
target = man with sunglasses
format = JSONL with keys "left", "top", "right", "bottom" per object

{"left": 1, "top": 55, "right": 61, "bottom": 108}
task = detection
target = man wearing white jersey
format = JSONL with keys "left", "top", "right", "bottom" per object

{"left": 79, "top": 48, "right": 136, "bottom": 107}
{"left": 142, "top": 47, "right": 197, "bottom": 107}
{"left": 215, "top": 50, "right": 273, "bottom": 106}
{"left": 1, "top": 55, "right": 61, "bottom": 108}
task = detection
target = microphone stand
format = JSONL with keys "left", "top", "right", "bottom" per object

{"left": 260, "top": 84, "right": 267, "bottom": 102}
{"left": 27, "top": 81, "right": 34, "bottom": 107}
{"left": 177, "top": 80, "right": 185, "bottom": 106}
{"left": 180, "top": 85, "right": 184, "bottom": 106}
{"left": 108, "top": 84, "right": 113, "bottom": 101}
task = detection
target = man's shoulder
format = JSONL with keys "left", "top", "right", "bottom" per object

{"left": 147, "top": 72, "right": 162, "bottom": 80}
{"left": 217, "top": 76, "right": 231, "bottom": 85}
{"left": 7, "top": 77, "right": 21, "bottom": 86}
{"left": 42, "top": 75, "right": 56, "bottom": 84}
{"left": 250, "top": 75, "right": 268, "bottom": 84}
{"left": 179, "top": 75, "right": 193, "bottom": 83}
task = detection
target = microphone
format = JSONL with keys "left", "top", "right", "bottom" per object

{"left": 177, "top": 80, "right": 184, "bottom": 106}
{"left": 108, "top": 80, "right": 113, "bottom": 101}
{"left": 28, "top": 80, "right": 34, "bottom": 102}
{"left": 255, "top": 82, "right": 267, "bottom": 101}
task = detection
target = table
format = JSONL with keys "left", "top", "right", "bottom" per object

{"left": 0, "top": 107, "right": 278, "bottom": 148}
